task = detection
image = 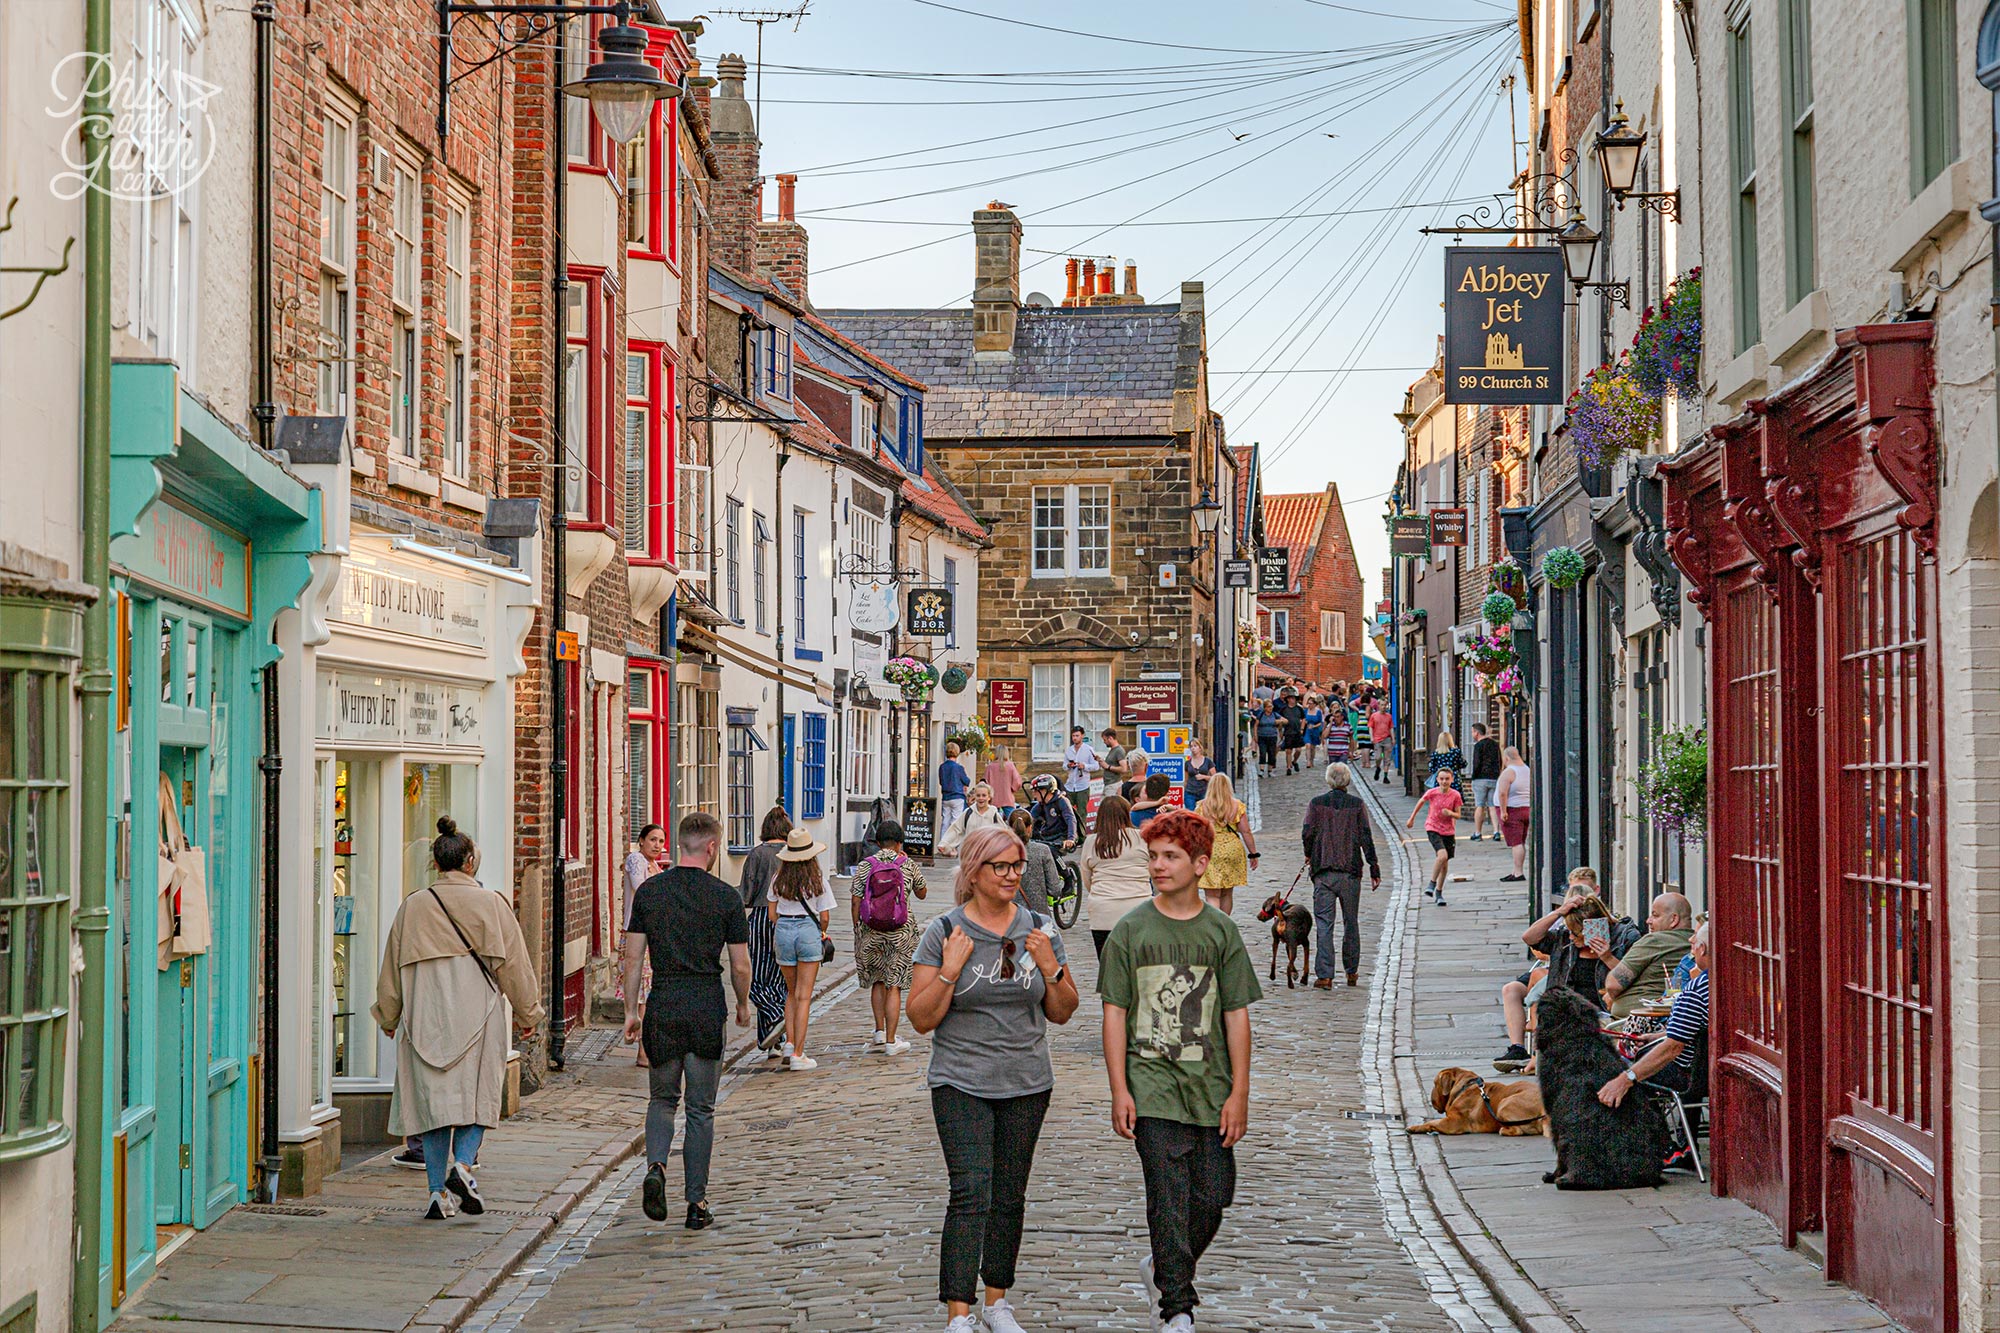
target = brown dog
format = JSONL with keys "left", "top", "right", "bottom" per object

{"left": 1256, "top": 892, "right": 1314, "bottom": 988}
{"left": 1407, "top": 1066, "right": 1547, "bottom": 1136}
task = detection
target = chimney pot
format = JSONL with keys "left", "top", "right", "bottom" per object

{"left": 1064, "top": 258, "right": 1080, "bottom": 304}
{"left": 776, "top": 173, "right": 798, "bottom": 222}
{"left": 1080, "top": 259, "right": 1097, "bottom": 303}
{"left": 1097, "top": 267, "right": 1113, "bottom": 296}
{"left": 1124, "top": 262, "right": 1138, "bottom": 298}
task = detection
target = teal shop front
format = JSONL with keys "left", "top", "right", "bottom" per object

{"left": 97, "top": 361, "right": 321, "bottom": 1319}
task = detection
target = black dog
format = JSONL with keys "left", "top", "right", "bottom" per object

{"left": 1256, "top": 892, "right": 1314, "bottom": 988}
{"left": 1534, "top": 986, "right": 1668, "bottom": 1190}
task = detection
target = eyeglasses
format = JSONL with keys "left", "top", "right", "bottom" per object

{"left": 999, "top": 937, "right": 1017, "bottom": 981}
{"left": 984, "top": 859, "right": 1026, "bottom": 878}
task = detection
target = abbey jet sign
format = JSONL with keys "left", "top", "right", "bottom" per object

{"left": 1443, "top": 247, "right": 1564, "bottom": 404}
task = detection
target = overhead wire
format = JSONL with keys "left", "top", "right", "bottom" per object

{"left": 898, "top": 0, "right": 1328, "bottom": 54}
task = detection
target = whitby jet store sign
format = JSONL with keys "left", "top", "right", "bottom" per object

{"left": 1443, "top": 248, "right": 1564, "bottom": 405}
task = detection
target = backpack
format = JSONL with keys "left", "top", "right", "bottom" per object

{"left": 859, "top": 853, "right": 910, "bottom": 931}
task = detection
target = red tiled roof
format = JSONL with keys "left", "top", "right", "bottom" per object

{"left": 788, "top": 400, "right": 846, "bottom": 460}
{"left": 901, "top": 462, "right": 990, "bottom": 545}
{"left": 1264, "top": 490, "right": 1330, "bottom": 553}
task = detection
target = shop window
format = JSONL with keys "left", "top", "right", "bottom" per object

{"left": 1779, "top": 0, "right": 1816, "bottom": 304}
{"left": 1728, "top": 9, "right": 1760, "bottom": 353}
{"left": 846, "top": 706, "right": 878, "bottom": 795}
{"left": 906, "top": 708, "right": 931, "bottom": 798}
{"left": 801, "top": 713, "right": 828, "bottom": 820}
{"left": 1031, "top": 484, "right": 1111, "bottom": 578}
{"left": 1030, "top": 662, "right": 1110, "bottom": 761}
{"left": 330, "top": 757, "right": 382, "bottom": 1080}
{"left": 0, "top": 640, "right": 73, "bottom": 1159}
{"left": 1910, "top": 0, "right": 1959, "bottom": 194}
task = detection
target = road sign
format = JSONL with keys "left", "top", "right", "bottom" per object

{"left": 1139, "top": 726, "right": 1168, "bottom": 754}
{"left": 554, "top": 629, "right": 579, "bottom": 661}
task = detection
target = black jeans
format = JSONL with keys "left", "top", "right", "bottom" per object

{"left": 1257, "top": 734, "right": 1278, "bottom": 767}
{"left": 932, "top": 1084, "right": 1051, "bottom": 1305}
{"left": 1134, "top": 1116, "right": 1237, "bottom": 1322}
{"left": 1092, "top": 928, "right": 1111, "bottom": 958}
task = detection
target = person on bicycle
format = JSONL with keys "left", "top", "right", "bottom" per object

{"left": 1027, "top": 775, "right": 1078, "bottom": 853}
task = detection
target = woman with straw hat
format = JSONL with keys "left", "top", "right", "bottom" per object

{"left": 769, "top": 828, "right": 833, "bottom": 1070}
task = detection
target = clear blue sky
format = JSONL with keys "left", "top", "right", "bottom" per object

{"left": 699, "top": 0, "right": 1522, "bottom": 614}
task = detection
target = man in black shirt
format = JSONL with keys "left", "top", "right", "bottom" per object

{"left": 1279, "top": 690, "right": 1308, "bottom": 774}
{"left": 622, "top": 812, "right": 750, "bottom": 1230}
{"left": 1467, "top": 723, "right": 1503, "bottom": 842}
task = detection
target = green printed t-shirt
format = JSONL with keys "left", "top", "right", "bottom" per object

{"left": 1098, "top": 901, "right": 1263, "bottom": 1126}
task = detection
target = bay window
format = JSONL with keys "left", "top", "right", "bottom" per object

{"left": 624, "top": 343, "right": 666, "bottom": 556}
{"left": 563, "top": 269, "right": 609, "bottom": 521}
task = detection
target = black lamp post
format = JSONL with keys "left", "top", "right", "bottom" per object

{"left": 437, "top": 0, "right": 678, "bottom": 1070}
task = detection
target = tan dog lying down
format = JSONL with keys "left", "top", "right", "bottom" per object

{"left": 1407, "top": 1066, "right": 1547, "bottom": 1136}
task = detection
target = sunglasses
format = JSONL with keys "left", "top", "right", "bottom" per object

{"left": 999, "top": 937, "right": 1017, "bottom": 981}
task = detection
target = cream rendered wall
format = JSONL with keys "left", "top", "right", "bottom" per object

{"left": 0, "top": 5, "right": 85, "bottom": 1331}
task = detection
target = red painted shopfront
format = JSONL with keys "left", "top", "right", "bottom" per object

{"left": 1661, "top": 323, "right": 1951, "bottom": 1332}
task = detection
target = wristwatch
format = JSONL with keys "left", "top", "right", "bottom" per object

{"left": 1623, "top": 1069, "right": 1638, "bottom": 1085}
{"left": 1050, "top": 964, "right": 1067, "bottom": 986}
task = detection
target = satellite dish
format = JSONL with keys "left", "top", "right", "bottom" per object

{"left": 1024, "top": 291, "right": 1054, "bottom": 308}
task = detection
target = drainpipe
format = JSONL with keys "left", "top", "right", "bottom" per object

{"left": 73, "top": 0, "right": 114, "bottom": 1318}
{"left": 775, "top": 444, "right": 787, "bottom": 810}
{"left": 251, "top": 0, "right": 282, "bottom": 1202}
{"left": 548, "top": 23, "right": 570, "bottom": 1071}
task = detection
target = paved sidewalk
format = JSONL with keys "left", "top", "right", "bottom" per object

{"left": 109, "top": 961, "right": 857, "bottom": 1333}
{"left": 1369, "top": 776, "right": 1899, "bottom": 1333}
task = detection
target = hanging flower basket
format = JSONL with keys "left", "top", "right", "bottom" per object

{"left": 945, "top": 720, "right": 989, "bottom": 756}
{"left": 1489, "top": 663, "right": 1524, "bottom": 696}
{"left": 1467, "top": 625, "right": 1516, "bottom": 675}
{"left": 1634, "top": 724, "right": 1708, "bottom": 844}
{"left": 1629, "top": 267, "right": 1702, "bottom": 398}
{"left": 1473, "top": 657, "right": 1507, "bottom": 678}
{"left": 1481, "top": 591, "right": 1518, "bottom": 627}
{"left": 884, "top": 656, "right": 939, "bottom": 701}
{"left": 1488, "top": 558, "right": 1526, "bottom": 602}
{"left": 1541, "top": 545, "right": 1587, "bottom": 589}
{"left": 1565, "top": 356, "right": 1659, "bottom": 468}
{"left": 940, "top": 665, "right": 970, "bottom": 695}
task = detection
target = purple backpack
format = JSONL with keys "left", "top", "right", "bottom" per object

{"left": 859, "top": 853, "right": 910, "bottom": 930}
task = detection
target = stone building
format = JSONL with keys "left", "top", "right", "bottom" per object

{"left": 1259, "top": 485, "right": 1365, "bottom": 691}
{"left": 828, "top": 211, "right": 1229, "bottom": 777}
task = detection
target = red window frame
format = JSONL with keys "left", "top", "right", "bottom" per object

{"left": 626, "top": 28, "right": 679, "bottom": 264}
{"left": 565, "top": 15, "right": 613, "bottom": 173}
{"left": 628, "top": 661, "right": 671, "bottom": 833}
{"left": 565, "top": 266, "right": 613, "bottom": 526}
{"left": 623, "top": 339, "right": 664, "bottom": 560}
{"left": 563, "top": 658, "right": 583, "bottom": 859}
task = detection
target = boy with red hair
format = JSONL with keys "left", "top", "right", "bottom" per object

{"left": 1099, "top": 808, "right": 1262, "bottom": 1332}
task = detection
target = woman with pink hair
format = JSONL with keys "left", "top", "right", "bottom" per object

{"left": 909, "top": 824, "right": 1081, "bottom": 1333}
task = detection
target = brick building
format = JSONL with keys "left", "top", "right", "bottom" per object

{"left": 1260, "top": 485, "right": 1365, "bottom": 690}
{"left": 829, "top": 209, "right": 1231, "bottom": 774}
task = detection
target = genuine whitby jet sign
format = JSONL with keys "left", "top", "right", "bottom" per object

{"left": 1443, "top": 248, "right": 1564, "bottom": 405}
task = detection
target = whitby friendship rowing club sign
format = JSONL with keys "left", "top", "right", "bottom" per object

{"left": 1442, "top": 247, "right": 1564, "bottom": 405}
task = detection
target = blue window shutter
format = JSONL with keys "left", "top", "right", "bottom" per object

{"left": 802, "top": 714, "right": 828, "bottom": 819}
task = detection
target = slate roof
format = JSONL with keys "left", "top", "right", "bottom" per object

{"left": 821, "top": 304, "right": 1188, "bottom": 441}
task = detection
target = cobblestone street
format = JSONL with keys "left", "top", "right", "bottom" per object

{"left": 462, "top": 765, "right": 1488, "bottom": 1333}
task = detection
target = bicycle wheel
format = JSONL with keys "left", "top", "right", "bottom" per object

{"left": 1051, "top": 863, "right": 1082, "bottom": 929}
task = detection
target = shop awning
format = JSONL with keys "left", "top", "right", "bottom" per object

{"left": 680, "top": 623, "right": 821, "bottom": 693}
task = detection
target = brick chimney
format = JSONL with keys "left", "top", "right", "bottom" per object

{"left": 709, "top": 53, "right": 759, "bottom": 274}
{"left": 756, "top": 171, "right": 810, "bottom": 303}
{"left": 1124, "top": 262, "right": 1139, "bottom": 299}
{"left": 971, "top": 202, "right": 1022, "bottom": 354}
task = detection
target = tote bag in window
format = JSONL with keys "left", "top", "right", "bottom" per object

{"left": 157, "top": 773, "right": 212, "bottom": 969}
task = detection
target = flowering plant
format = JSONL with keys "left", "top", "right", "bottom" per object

{"left": 1541, "top": 545, "right": 1587, "bottom": 589}
{"left": 883, "top": 657, "right": 939, "bottom": 698}
{"left": 1629, "top": 267, "right": 1702, "bottom": 398}
{"left": 1481, "top": 591, "right": 1518, "bottom": 627}
{"left": 1467, "top": 626, "right": 1516, "bottom": 675}
{"left": 1634, "top": 724, "right": 1707, "bottom": 844}
{"left": 1489, "top": 662, "right": 1524, "bottom": 695}
{"left": 1565, "top": 356, "right": 1658, "bottom": 468}
{"left": 945, "top": 720, "right": 989, "bottom": 756}
{"left": 1488, "top": 558, "right": 1526, "bottom": 602}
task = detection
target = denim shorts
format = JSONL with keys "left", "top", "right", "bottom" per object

{"left": 774, "top": 914, "right": 825, "bottom": 966}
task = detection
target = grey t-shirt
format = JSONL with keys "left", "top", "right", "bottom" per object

{"left": 914, "top": 904, "right": 1070, "bottom": 1099}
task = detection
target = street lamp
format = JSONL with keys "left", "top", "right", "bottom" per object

{"left": 1593, "top": 101, "right": 1681, "bottom": 220}
{"left": 1192, "top": 487, "right": 1223, "bottom": 537}
{"left": 562, "top": 18, "right": 677, "bottom": 144}
{"left": 1554, "top": 211, "right": 1630, "bottom": 310}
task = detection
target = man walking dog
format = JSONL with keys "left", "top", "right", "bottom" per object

{"left": 1299, "top": 764, "right": 1380, "bottom": 989}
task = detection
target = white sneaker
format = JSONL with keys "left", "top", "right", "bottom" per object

{"left": 780, "top": 1041, "right": 795, "bottom": 1060}
{"left": 982, "top": 1297, "right": 1028, "bottom": 1333}
{"left": 1141, "top": 1255, "right": 1161, "bottom": 1329}
{"left": 424, "top": 1189, "right": 458, "bottom": 1220}
{"left": 764, "top": 1045, "right": 785, "bottom": 1060}
{"left": 946, "top": 1317, "right": 980, "bottom": 1333}
{"left": 1162, "top": 1317, "right": 1193, "bottom": 1333}
{"left": 871, "top": 1028, "right": 888, "bottom": 1050}
{"left": 787, "top": 1053, "right": 818, "bottom": 1071}
{"left": 883, "top": 1037, "right": 912, "bottom": 1055}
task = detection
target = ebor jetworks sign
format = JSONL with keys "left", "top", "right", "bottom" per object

{"left": 1443, "top": 247, "right": 1564, "bottom": 405}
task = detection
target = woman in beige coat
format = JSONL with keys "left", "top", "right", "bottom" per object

{"left": 373, "top": 818, "right": 543, "bottom": 1219}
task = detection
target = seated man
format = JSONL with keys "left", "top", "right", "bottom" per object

{"left": 1590, "top": 891, "right": 1693, "bottom": 1020}
{"left": 1494, "top": 868, "right": 1636, "bottom": 1071}
{"left": 1596, "top": 924, "right": 1710, "bottom": 1167}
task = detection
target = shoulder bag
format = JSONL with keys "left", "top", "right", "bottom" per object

{"left": 156, "top": 773, "right": 212, "bottom": 969}
{"left": 427, "top": 885, "right": 499, "bottom": 993}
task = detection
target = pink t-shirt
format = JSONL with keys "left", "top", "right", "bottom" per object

{"left": 1368, "top": 711, "right": 1393, "bottom": 743}
{"left": 984, "top": 760, "right": 1022, "bottom": 803}
{"left": 1423, "top": 786, "right": 1463, "bottom": 835}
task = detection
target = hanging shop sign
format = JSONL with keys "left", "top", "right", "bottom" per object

{"left": 1223, "top": 558, "right": 1254, "bottom": 589}
{"left": 901, "top": 796, "right": 937, "bottom": 858}
{"left": 336, "top": 543, "right": 490, "bottom": 651}
{"left": 848, "top": 580, "right": 900, "bottom": 633}
{"left": 1389, "top": 514, "right": 1432, "bottom": 557}
{"left": 1429, "top": 506, "right": 1469, "bottom": 547}
{"left": 1256, "top": 546, "right": 1291, "bottom": 594}
{"left": 1442, "top": 247, "right": 1565, "bottom": 405}
{"left": 987, "top": 679, "right": 1028, "bottom": 737}
{"left": 317, "top": 670, "right": 486, "bottom": 750}
{"left": 904, "top": 586, "right": 954, "bottom": 638}
{"left": 112, "top": 496, "right": 252, "bottom": 619}
{"left": 1116, "top": 679, "right": 1181, "bottom": 725}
